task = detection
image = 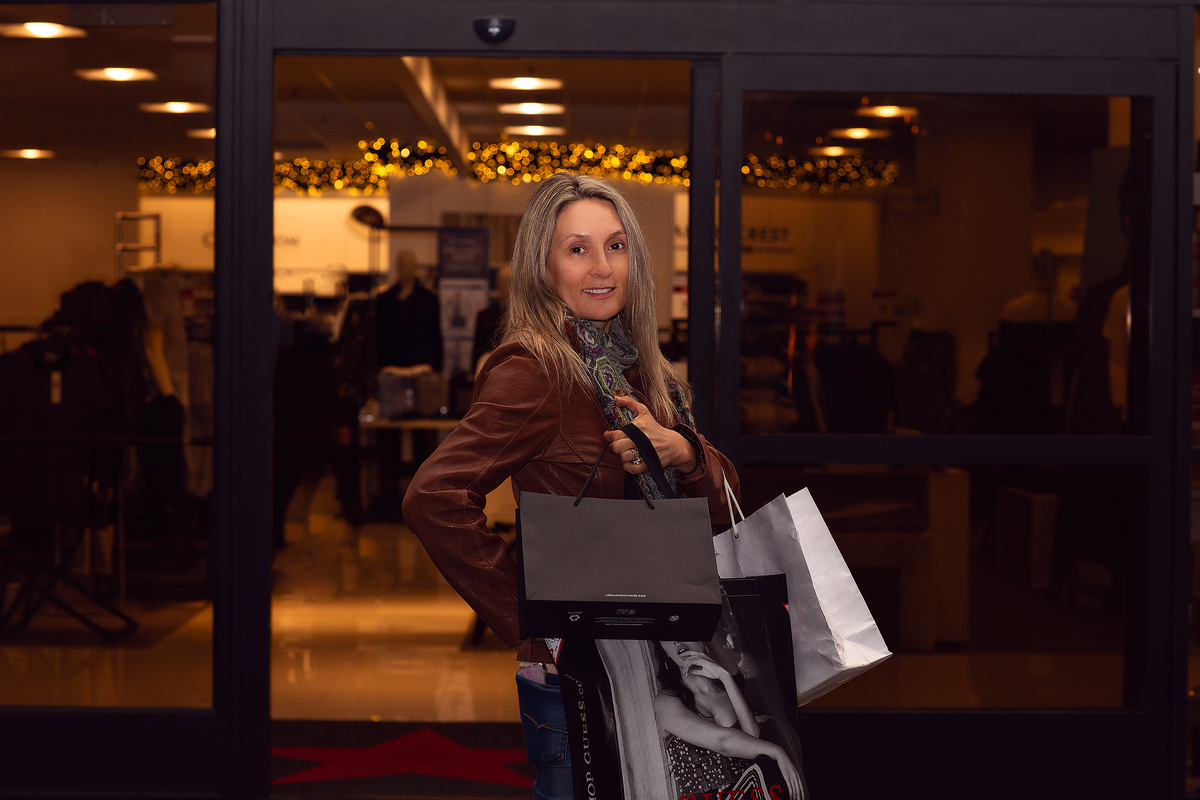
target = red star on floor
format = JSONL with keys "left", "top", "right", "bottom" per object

{"left": 271, "top": 727, "right": 532, "bottom": 787}
{"left": 272, "top": 729, "right": 535, "bottom": 791}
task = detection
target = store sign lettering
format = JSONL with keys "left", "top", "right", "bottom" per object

{"left": 741, "top": 226, "right": 789, "bottom": 244}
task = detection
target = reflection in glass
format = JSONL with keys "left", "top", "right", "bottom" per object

{"left": 0, "top": 3, "right": 215, "bottom": 707}
{"left": 739, "top": 93, "right": 1139, "bottom": 436}
{"left": 737, "top": 463, "right": 1138, "bottom": 708}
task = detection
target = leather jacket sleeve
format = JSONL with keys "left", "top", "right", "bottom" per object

{"left": 402, "top": 348, "right": 560, "bottom": 648}
{"left": 674, "top": 423, "right": 741, "bottom": 532}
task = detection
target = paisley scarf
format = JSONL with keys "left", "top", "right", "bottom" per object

{"left": 569, "top": 315, "right": 695, "bottom": 500}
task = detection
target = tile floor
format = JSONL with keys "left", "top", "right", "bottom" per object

{"left": 0, "top": 469, "right": 1167, "bottom": 717}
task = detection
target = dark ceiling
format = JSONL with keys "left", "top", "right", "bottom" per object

{"left": 0, "top": 3, "right": 692, "bottom": 166}
{"left": 274, "top": 56, "right": 692, "bottom": 162}
{"left": 0, "top": 1, "right": 1107, "bottom": 211}
{"left": 0, "top": 3, "right": 217, "bottom": 161}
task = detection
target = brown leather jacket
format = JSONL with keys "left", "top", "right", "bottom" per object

{"left": 402, "top": 341, "right": 741, "bottom": 663}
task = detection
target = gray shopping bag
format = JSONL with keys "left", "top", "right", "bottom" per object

{"left": 516, "top": 425, "right": 722, "bottom": 640}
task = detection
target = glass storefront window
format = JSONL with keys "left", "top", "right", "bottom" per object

{"left": 0, "top": 2, "right": 215, "bottom": 707}
{"left": 738, "top": 462, "right": 1139, "bottom": 709}
{"left": 738, "top": 92, "right": 1141, "bottom": 437}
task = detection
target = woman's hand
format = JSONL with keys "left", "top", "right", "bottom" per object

{"left": 771, "top": 747, "right": 804, "bottom": 800}
{"left": 677, "top": 650, "right": 727, "bottom": 682}
{"left": 603, "top": 394, "right": 698, "bottom": 475}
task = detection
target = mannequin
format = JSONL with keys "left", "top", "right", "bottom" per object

{"left": 140, "top": 271, "right": 189, "bottom": 405}
{"left": 375, "top": 250, "right": 442, "bottom": 371}
{"left": 135, "top": 270, "right": 189, "bottom": 550}
{"left": 373, "top": 250, "right": 443, "bottom": 504}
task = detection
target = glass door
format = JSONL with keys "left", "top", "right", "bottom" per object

{"left": 0, "top": 1, "right": 220, "bottom": 794}
{"left": 717, "top": 53, "right": 1178, "bottom": 796}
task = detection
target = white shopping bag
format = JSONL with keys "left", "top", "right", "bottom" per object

{"left": 714, "top": 480, "right": 891, "bottom": 705}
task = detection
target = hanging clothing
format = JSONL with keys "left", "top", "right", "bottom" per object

{"left": 375, "top": 282, "right": 443, "bottom": 371}
{"left": 0, "top": 340, "right": 118, "bottom": 529}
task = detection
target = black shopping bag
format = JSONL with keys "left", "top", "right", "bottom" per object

{"left": 516, "top": 425, "right": 722, "bottom": 641}
{"left": 555, "top": 579, "right": 809, "bottom": 800}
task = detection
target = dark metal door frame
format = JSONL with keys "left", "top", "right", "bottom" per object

{"left": 225, "top": 6, "right": 1195, "bottom": 796}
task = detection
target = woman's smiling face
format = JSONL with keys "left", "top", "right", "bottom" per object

{"left": 546, "top": 198, "right": 629, "bottom": 331}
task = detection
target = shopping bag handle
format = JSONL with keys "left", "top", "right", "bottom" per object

{"left": 573, "top": 423, "right": 673, "bottom": 508}
{"left": 619, "top": 423, "right": 676, "bottom": 501}
{"left": 723, "top": 469, "right": 745, "bottom": 537}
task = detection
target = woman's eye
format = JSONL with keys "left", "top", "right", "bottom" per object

{"left": 610, "top": 241, "right": 625, "bottom": 251}
{"left": 569, "top": 245, "right": 584, "bottom": 254}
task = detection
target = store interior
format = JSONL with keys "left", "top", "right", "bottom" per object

{"left": 0, "top": 1, "right": 1187, "bottom": 738}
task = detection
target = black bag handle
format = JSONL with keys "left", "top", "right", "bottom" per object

{"left": 620, "top": 423, "right": 677, "bottom": 500}
{"left": 574, "top": 423, "right": 675, "bottom": 508}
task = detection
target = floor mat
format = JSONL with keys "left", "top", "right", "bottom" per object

{"left": 271, "top": 720, "right": 533, "bottom": 799}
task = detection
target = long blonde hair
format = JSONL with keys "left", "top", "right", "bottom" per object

{"left": 502, "top": 172, "right": 690, "bottom": 427}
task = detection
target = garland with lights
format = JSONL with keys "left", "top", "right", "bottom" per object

{"left": 138, "top": 139, "right": 896, "bottom": 194}
{"left": 743, "top": 153, "right": 898, "bottom": 192}
{"left": 466, "top": 140, "right": 688, "bottom": 186}
{"left": 137, "top": 156, "right": 216, "bottom": 194}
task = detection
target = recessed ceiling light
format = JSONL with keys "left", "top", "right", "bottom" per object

{"left": 489, "top": 77, "right": 563, "bottom": 91}
{"left": 504, "top": 125, "right": 565, "bottom": 137}
{"left": 75, "top": 67, "right": 158, "bottom": 82}
{"left": 0, "top": 22, "right": 86, "bottom": 38}
{"left": 828, "top": 128, "right": 890, "bottom": 140}
{"left": 1, "top": 149, "right": 55, "bottom": 159}
{"left": 187, "top": 128, "right": 216, "bottom": 139}
{"left": 855, "top": 105, "right": 918, "bottom": 119}
{"left": 139, "top": 102, "right": 212, "bottom": 114}
{"left": 808, "top": 146, "right": 863, "bottom": 157}
{"left": 498, "top": 103, "right": 565, "bottom": 115}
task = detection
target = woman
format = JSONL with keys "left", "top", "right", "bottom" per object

{"left": 403, "top": 172, "right": 740, "bottom": 800}
{"left": 653, "top": 641, "right": 804, "bottom": 800}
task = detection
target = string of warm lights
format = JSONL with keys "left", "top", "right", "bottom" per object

{"left": 275, "top": 140, "right": 457, "bottom": 195}
{"left": 466, "top": 140, "right": 688, "bottom": 185}
{"left": 138, "top": 139, "right": 898, "bottom": 194}
{"left": 742, "top": 153, "right": 899, "bottom": 192}
{"left": 137, "top": 156, "right": 215, "bottom": 193}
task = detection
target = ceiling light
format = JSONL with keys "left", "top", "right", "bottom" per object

{"left": 498, "top": 102, "right": 565, "bottom": 115}
{"left": 75, "top": 67, "right": 158, "bottom": 82}
{"left": 1, "top": 149, "right": 55, "bottom": 159}
{"left": 187, "top": 128, "right": 216, "bottom": 139}
{"left": 829, "top": 127, "right": 890, "bottom": 140}
{"left": 139, "top": 102, "right": 212, "bottom": 114}
{"left": 0, "top": 22, "right": 86, "bottom": 38}
{"left": 855, "top": 105, "right": 918, "bottom": 119}
{"left": 489, "top": 77, "right": 563, "bottom": 91}
{"left": 808, "top": 146, "right": 863, "bottom": 157}
{"left": 504, "top": 125, "right": 565, "bottom": 137}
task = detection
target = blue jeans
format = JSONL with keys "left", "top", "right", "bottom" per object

{"left": 516, "top": 671, "right": 574, "bottom": 800}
